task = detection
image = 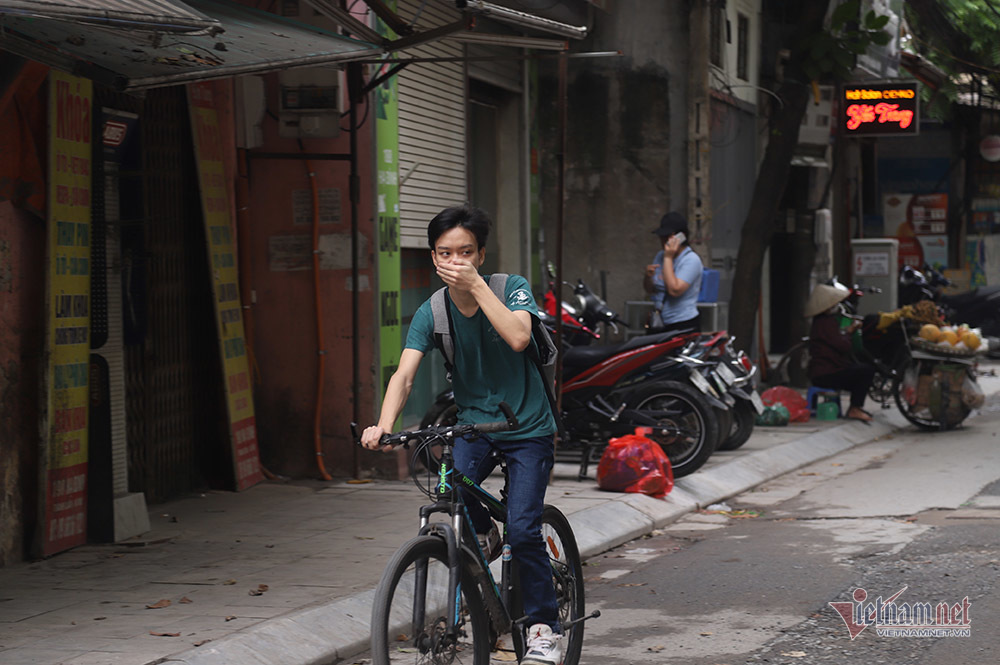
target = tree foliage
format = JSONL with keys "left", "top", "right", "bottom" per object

{"left": 904, "top": 0, "right": 1000, "bottom": 119}
{"left": 798, "top": 0, "right": 893, "bottom": 83}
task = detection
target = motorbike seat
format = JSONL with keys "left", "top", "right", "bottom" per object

{"left": 562, "top": 329, "right": 690, "bottom": 379}
{"left": 940, "top": 290, "right": 980, "bottom": 308}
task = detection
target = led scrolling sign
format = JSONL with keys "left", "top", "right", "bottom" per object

{"left": 842, "top": 82, "right": 920, "bottom": 137}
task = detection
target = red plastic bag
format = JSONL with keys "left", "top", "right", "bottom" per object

{"left": 759, "top": 386, "right": 811, "bottom": 423}
{"left": 596, "top": 429, "right": 674, "bottom": 497}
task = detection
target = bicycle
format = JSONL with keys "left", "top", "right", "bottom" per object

{"left": 352, "top": 404, "right": 598, "bottom": 665}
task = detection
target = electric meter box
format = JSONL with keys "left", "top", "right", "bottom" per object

{"left": 278, "top": 67, "right": 342, "bottom": 139}
{"left": 850, "top": 238, "right": 899, "bottom": 316}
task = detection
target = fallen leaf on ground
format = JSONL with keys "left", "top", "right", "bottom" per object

{"left": 700, "top": 631, "right": 713, "bottom": 636}
{"left": 223, "top": 579, "right": 237, "bottom": 585}
{"left": 346, "top": 479, "right": 374, "bottom": 484}
{"left": 703, "top": 509, "right": 762, "bottom": 519}
{"left": 225, "top": 615, "right": 238, "bottom": 622}
{"left": 618, "top": 582, "right": 646, "bottom": 587}
{"left": 799, "top": 472, "right": 820, "bottom": 476}
{"left": 249, "top": 584, "right": 269, "bottom": 596}
{"left": 492, "top": 650, "right": 518, "bottom": 661}
{"left": 193, "top": 639, "right": 212, "bottom": 647}
{"left": 781, "top": 651, "right": 807, "bottom": 658}
{"left": 179, "top": 597, "right": 193, "bottom": 604}
{"left": 146, "top": 599, "right": 171, "bottom": 609}
{"left": 93, "top": 616, "right": 106, "bottom": 621}
{"left": 149, "top": 631, "right": 181, "bottom": 637}
{"left": 647, "top": 645, "right": 665, "bottom": 652}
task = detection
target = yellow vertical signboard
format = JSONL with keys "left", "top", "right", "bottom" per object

{"left": 187, "top": 82, "right": 263, "bottom": 490}
{"left": 44, "top": 71, "right": 92, "bottom": 556}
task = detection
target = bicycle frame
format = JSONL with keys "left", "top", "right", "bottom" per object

{"left": 412, "top": 443, "right": 514, "bottom": 641}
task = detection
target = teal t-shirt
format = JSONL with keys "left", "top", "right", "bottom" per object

{"left": 405, "top": 274, "right": 556, "bottom": 440}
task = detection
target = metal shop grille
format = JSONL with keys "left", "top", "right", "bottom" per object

{"left": 123, "top": 85, "right": 227, "bottom": 504}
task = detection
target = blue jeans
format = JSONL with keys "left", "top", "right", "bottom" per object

{"left": 453, "top": 434, "right": 560, "bottom": 632}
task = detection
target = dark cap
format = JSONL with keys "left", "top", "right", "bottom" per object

{"left": 652, "top": 212, "right": 689, "bottom": 238}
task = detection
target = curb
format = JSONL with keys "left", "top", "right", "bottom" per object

{"left": 160, "top": 413, "right": 905, "bottom": 665}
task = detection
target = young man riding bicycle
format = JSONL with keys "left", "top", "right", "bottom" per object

{"left": 361, "top": 204, "right": 562, "bottom": 665}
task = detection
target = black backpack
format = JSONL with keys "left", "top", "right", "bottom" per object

{"left": 429, "top": 274, "right": 564, "bottom": 437}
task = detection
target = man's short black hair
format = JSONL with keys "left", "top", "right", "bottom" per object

{"left": 427, "top": 205, "right": 492, "bottom": 250}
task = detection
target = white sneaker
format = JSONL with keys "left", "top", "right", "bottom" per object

{"left": 521, "top": 623, "right": 562, "bottom": 665}
{"left": 476, "top": 523, "right": 502, "bottom": 562}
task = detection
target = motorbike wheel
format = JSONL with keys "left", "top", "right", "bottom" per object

{"left": 713, "top": 407, "right": 733, "bottom": 452}
{"left": 628, "top": 380, "right": 719, "bottom": 478}
{"left": 718, "top": 400, "right": 755, "bottom": 451}
{"left": 891, "top": 360, "right": 969, "bottom": 431}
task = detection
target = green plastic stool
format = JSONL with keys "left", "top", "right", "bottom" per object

{"left": 817, "top": 400, "right": 840, "bottom": 421}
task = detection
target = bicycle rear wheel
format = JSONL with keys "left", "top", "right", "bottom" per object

{"left": 541, "top": 506, "right": 586, "bottom": 665}
{"left": 371, "top": 536, "right": 491, "bottom": 665}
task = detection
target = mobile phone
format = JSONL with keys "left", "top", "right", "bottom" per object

{"left": 673, "top": 232, "right": 686, "bottom": 244}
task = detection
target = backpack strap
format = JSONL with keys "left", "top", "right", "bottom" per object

{"left": 430, "top": 286, "right": 455, "bottom": 380}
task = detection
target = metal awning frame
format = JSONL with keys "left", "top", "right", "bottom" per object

{"left": 0, "top": 0, "right": 222, "bottom": 35}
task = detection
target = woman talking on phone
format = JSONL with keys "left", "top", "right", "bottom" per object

{"left": 643, "top": 211, "right": 703, "bottom": 335}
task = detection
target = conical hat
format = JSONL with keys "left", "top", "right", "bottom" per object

{"left": 804, "top": 283, "right": 849, "bottom": 317}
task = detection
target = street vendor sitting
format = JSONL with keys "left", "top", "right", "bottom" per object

{"left": 805, "top": 284, "right": 876, "bottom": 424}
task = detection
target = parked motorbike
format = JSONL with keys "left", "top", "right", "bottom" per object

{"left": 424, "top": 316, "right": 762, "bottom": 481}
{"left": 692, "top": 332, "right": 762, "bottom": 451}
{"left": 421, "top": 328, "right": 717, "bottom": 476}
{"left": 541, "top": 264, "right": 624, "bottom": 346}
{"left": 557, "top": 329, "right": 723, "bottom": 479}
{"left": 899, "top": 264, "right": 1000, "bottom": 343}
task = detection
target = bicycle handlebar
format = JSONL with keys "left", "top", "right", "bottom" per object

{"left": 351, "top": 402, "right": 519, "bottom": 449}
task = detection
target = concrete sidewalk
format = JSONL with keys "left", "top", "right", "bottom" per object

{"left": 3, "top": 366, "right": 998, "bottom": 665}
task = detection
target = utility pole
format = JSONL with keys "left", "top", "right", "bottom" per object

{"left": 687, "top": 0, "right": 712, "bottom": 263}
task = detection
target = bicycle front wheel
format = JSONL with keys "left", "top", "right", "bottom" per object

{"left": 371, "top": 535, "right": 491, "bottom": 665}
{"left": 541, "top": 506, "right": 586, "bottom": 665}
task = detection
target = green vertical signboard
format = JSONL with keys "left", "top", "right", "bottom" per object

{"left": 374, "top": 5, "right": 401, "bottom": 412}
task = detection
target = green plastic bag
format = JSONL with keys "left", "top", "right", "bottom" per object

{"left": 755, "top": 403, "right": 790, "bottom": 426}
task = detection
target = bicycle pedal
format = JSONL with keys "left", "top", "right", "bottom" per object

{"left": 561, "top": 610, "right": 601, "bottom": 630}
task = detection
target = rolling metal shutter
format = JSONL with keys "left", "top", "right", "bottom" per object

{"left": 396, "top": 0, "right": 467, "bottom": 248}
{"left": 468, "top": 42, "right": 522, "bottom": 94}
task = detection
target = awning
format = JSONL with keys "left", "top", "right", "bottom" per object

{"left": 0, "top": 0, "right": 383, "bottom": 91}
{"left": 0, "top": 0, "right": 221, "bottom": 34}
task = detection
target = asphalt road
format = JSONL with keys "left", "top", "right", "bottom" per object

{"left": 579, "top": 399, "right": 1000, "bottom": 665}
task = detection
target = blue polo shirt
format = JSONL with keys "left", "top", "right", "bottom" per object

{"left": 650, "top": 247, "right": 703, "bottom": 324}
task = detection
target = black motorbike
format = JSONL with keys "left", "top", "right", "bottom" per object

{"left": 899, "top": 264, "right": 1000, "bottom": 344}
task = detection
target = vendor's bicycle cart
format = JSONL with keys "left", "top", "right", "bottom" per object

{"left": 890, "top": 321, "right": 984, "bottom": 430}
